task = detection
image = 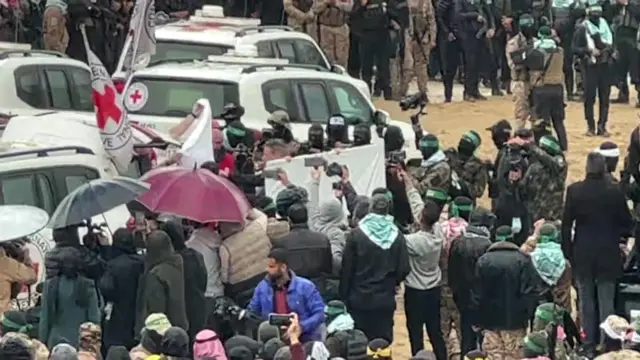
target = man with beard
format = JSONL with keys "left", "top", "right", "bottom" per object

{"left": 248, "top": 248, "right": 326, "bottom": 342}
{"left": 445, "top": 131, "right": 489, "bottom": 203}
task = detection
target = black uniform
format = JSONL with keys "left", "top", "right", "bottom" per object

{"left": 437, "top": 0, "right": 464, "bottom": 102}
{"left": 455, "top": 0, "right": 496, "bottom": 99}
{"left": 352, "top": 0, "right": 397, "bottom": 96}
{"left": 611, "top": 0, "right": 640, "bottom": 104}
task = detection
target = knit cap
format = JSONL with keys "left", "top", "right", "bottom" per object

{"left": 258, "top": 321, "right": 280, "bottom": 343}
{"left": 143, "top": 313, "right": 172, "bottom": 335}
{"left": 600, "top": 315, "right": 630, "bottom": 340}
{"left": 367, "top": 338, "right": 391, "bottom": 359}
{"left": 524, "top": 331, "right": 549, "bottom": 356}
{"left": 538, "top": 223, "right": 559, "bottom": 243}
{"left": 275, "top": 185, "right": 309, "bottom": 218}
{"left": 494, "top": 225, "right": 513, "bottom": 242}
{"left": 464, "top": 349, "right": 488, "bottom": 360}
{"left": 468, "top": 207, "right": 495, "bottom": 230}
{"left": 411, "top": 349, "right": 437, "bottom": 360}
{"left": 50, "top": 343, "right": 78, "bottom": 360}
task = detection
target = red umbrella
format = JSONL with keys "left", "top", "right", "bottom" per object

{"left": 137, "top": 166, "right": 251, "bottom": 224}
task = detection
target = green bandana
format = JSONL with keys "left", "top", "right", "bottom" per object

{"left": 495, "top": 233, "right": 513, "bottom": 242}
{"left": 419, "top": 138, "right": 439, "bottom": 149}
{"left": 451, "top": 204, "right": 473, "bottom": 217}
{"left": 463, "top": 131, "right": 480, "bottom": 147}
{"left": 539, "top": 136, "right": 561, "bottom": 155}
{"left": 227, "top": 127, "right": 246, "bottom": 137}
{"left": 426, "top": 189, "right": 448, "bottom": 201}
{"left": 524, "top": 336, "right": 546, "bottom": 354}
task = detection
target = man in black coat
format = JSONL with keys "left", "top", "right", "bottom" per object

{"left": 339, "top": 194, "right": 410, "bottom": 343}
{"left": 448, "top": 207, "right": 494, "bottom": 356}
{"left": 561, "top": 152, "right": 632, "bottom": 355}
{"left": 470, "top": 225, "right": 538, "bottom": 359}
{"left": 159, "top": 220, "right": 208, "bottom": 340}
{"left": 99, "top": 229, "right": 144, "bottom": 351}
{"left": 272, "top": 203, "right": 335, "bottom": 300}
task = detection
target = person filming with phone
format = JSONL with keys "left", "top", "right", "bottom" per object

{"left": 247, "top": 248, "right": 326, "bottom": 342}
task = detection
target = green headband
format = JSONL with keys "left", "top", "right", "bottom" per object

{"left": 384, "top": 191, "right": 393, "bottom": 201}
{"left": 495, "top": 233, "right": 513, "bottom": 242}
{"left": 589, "top": 5, "right": 603, "bottom": 11}
{"left": 451, "top": 203, "right": 473, "bottom": 217}
{"left": 539, "top": 230, "right": 558, "bottom": 244}
{"left": 524, "top": 336, "right": 547, "bottom": 354}
{"left": 227, "top": 127, "right": 246, "bottom": 137}
{"left": 1, "top": 318, "right": 32, "bottom": 334}
{"left": 426, "top": 189, "right": 448, "bottom": 201}
{"left": 540, "top": 136, "right": 561, "bottom": 155}
{"left": 262, "top": 202, "right": 276, "bottom": 212}
{"left": 519, "top": 16, "right": 534, "bottom": 26}
{"left": 324, "top": 305, "right": 346, "bottom": 316}
{"left": 419, "top": 138, "right": 439, "bottom": 149}
{"left": 463, "top": 131, "right": 480, "bottom": 147}
{"left": 535, "top": 307, "right": 563, "bottom": 323}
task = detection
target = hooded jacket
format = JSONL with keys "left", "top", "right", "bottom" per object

{"left": 161, "top": 221, "right": 208, "bottom": 339}
{"left": 339, "top": 213, "right": 410, "bottom": 310}
{"left": 308, "top": 180, "right": 347, "bottom": 273}
{"left": 99, "top": 229, "right": 144, "bottom": 349}
{"left": 45, "top": 227, "right": 106, "bottom": 283}
{"left": 135, "top": 231, "right": 189, "bottom": 334}
{"left": 447, "top": 225, "right": 492, "bottom": 311}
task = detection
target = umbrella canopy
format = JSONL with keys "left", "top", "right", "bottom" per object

{"left": 136, "top": 166, "right": 251, "bottom": 224}
{"left": 49, "top": 176, "right": 150, "bottom": 229}
{"left": 0, "top": 205, "right": 50, "bottom": 242}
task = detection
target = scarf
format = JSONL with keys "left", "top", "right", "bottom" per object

{"left": 534, "top": 38, "right": 558, "bottom": 50}
{"left": 307, "top": 342, "right": 330, "bottom": 360}
{"left": 584, "top": 16, "right": 613, "bottom": 45}
{"left": 531, "top": 242, "right": 566, "bottom": 285}
{"left": 421, "top": 150, "right": 446, "bottom": 168}
{"left": 358, "top": 213, "right": 398, "bottom": 250}
{"left": 327, "top": 314, "right": 355, "bottom": 335}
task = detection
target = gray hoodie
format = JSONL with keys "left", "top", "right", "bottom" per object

{"left": 404, "top": 223, "right": 444, "bottom": 290}
{"left": 308, "top": 179, "right": 347, "bottom": 274}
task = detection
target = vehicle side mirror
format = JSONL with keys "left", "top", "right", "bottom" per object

{"left": 330, "top": 64, "right": 346, "bottom": 74}
{"left": 373, "top": 109, "right": 389, "bottom": 125}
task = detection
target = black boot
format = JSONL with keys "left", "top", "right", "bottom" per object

{"left": 612, "top": 85, "right": 629, "bottom": 104}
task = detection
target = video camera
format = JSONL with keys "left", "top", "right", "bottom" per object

{"left": 212, "top": 296, "right": 263, "bottom": 340}
{"left": 399, "top": 92, "right": 427, "bottom": 126}
{"left": 506, "top": 143, "right": 529, "bottom": 172}
{"left": 388, "top": 150, "right": 406, "bottom": 166}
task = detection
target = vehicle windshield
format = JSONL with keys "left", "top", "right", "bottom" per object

{"left": 125, "top": 41, "right": 232, "bottom": 69}
{"left": 125, "top": 77, "right": 239, "bottom": 117}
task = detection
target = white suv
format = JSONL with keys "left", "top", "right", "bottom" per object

{"left": 112, "top": 9, "right": 336, "bottom": 88}
{"left": 0, "top": 48, "right": 93, "bottom": 114}
{"left": 121, "top": 56, "right": 418, "bottom": 153}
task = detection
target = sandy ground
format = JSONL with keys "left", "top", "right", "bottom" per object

{"left": 372, "top": 81, "right": 638, "bottom": 358}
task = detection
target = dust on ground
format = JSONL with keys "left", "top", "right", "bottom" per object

{"left": 373, "top": 91, "right": 638, "bottom": 358}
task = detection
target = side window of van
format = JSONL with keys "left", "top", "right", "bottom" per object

{"left": 15, "top": 66, "right": 46, "bottom": 108}
{"left": 0, "top": 173, "right": 56, "bottom": 215}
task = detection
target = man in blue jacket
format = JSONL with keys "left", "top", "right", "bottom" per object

{"left": 248, "top": 248, "right": 326, "bottom": 342}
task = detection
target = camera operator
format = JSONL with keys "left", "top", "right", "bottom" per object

{"left": 383, "top": 126, "right": 413, "bottom": 230}
{"left": 327, "top": 115, "right": 351, "bottom": 149}
{"left": 409, "top": 133, "right": 451, "bottom": 198}
{"left": 494, "top": 137, "right": 534, "bottom": 246}
{"left": 0, "top": 238, "right": 37, "bottom": 315}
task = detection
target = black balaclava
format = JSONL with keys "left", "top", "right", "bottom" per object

{"left": 353, "top": 123, "right": 372, "bottom": 146}
{"left": 383, "top": 125, "right": 405, "bottom": 153}
{"left": 518, "top": 14, "right": 536, "bottom": 39}
{"left": 488, "top": 119, "right": 512, "bottom": 150}
{"left": 598, "top": 141, "right": 619, "bottom": 173}
{"left": 588, "top": 4, "right": 603, "bottom": 23}
{"left": 419, "top": 133, "right": 440, "bottom": 160}
{"left": 327, "top": 115, "right": 348, "bottom": 147}
{"left": 308, "top": 124, "right": 325, "bottom": 149}
{"left": 273, "top": 124, "right": 293, "bottom": 143}
{"left": 458, "top": 130, "right": 481, "bottom": 159}
{"left": 450, "top": 196, "right": 474, "bottom": 221}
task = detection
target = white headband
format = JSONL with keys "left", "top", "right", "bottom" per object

{"left": 597, "top": 147, "right": 620, "bottom": 158}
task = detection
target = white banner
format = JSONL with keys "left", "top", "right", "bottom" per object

{"left": 179, "top": 99, "right": 214, "bottom": 168}
{"left": 264, "top": 142, "right": 386, "bottom": 210}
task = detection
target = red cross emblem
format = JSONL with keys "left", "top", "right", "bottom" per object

{"left": 130, "top": 89, "right": 143, "bottom": 104}
{"left": 93, "top": 86, "right": 123, "bottom": 130}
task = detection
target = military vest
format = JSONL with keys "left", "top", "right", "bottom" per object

{"left": 409, "top": 0, "right": 428, "bottom": 36}
{"left": 294, "top": 0, "right": 313, "bottom": 13}
{"left": 395, "top": 0, "right": 410, "bottom": 28}
{"left": 530, "top": 48, "right": 564, "bottom": 87}
{"left": 318, "top": 6, "right": 348, "bottom": 26}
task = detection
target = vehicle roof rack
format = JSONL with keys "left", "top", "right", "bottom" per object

{"left": 0, "top": 50, "right": 67, "bottom": 60}
{"left": 0, "top": 145, "right": 94, "bottom": 159}
{"left": 241, "top": 63, "right": 328, "bottom": 74}
{"left": 235, "top": 25, "right": 294, "bottom": 37}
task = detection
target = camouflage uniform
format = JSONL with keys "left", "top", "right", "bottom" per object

{"left": 482, "top": 328, "right": 526, "bottom": 360}
{"left": 284, "top": 0, "right": 317, "bottom": 40}
{"left": 506, "top": 33, "right": 532, "bottom": 130}
{"left": 409, "top": 159, "right": 451, "bottom": 198}
{"left": 43, "top": 5, "right": 69, "bottom": 53}
{"left": 390, "top": 28, "right": 413, "bottom": 99}
{"left": 313, "top": 0, "right": 352, "bottom": 68}
{"left": 402, "top": 0, "right": 436, "bottom": 95}
{"left": 441, "top": 285, "right": 461, "bottom": 357}
{"left": 445, "top": 148, "right": 489, "bottom": 201}
{"left": 523, "top": 144, "right": 567, "bottom": 222}
{"left": 78, "top": 322, "right": 102, "bottom": 360}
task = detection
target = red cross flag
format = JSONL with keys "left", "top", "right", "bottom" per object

{"left": 123, "top": 0, "right": 156, "bottom": 75}
{"left": 81, "top": 26, "right": 133, "bottom": 173}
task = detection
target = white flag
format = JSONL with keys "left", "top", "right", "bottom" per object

{"left": 81, "top": 26, "right": 133, "bottom": 174}
{"left": 179, "top": 99, "right": 214, "bottom": 168}
{"left": 124, "top": 0, "right": 156, "bottom": 74}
